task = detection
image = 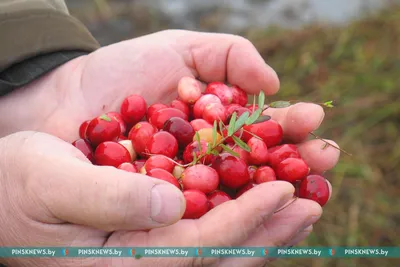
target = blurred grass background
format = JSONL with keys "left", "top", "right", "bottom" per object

{"left": 67, "top": 1, "right": 399, "bottom": 266}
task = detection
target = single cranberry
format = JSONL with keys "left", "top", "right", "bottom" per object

{"left": 147, "top": 168, "right": 181, "bottom": 189}
{"left": 230, "top": 85, "right": 248, "bottom": 106}
{"left": 181, "top": 164, "right": 219, "bottom": 194}
{"left": 128, "top": 122, "right": 157, "bottom": 157}
{"left": 120, "top": 94, "right": 147, "bottom": 125}
{"left": 170, "top": 99, "right": 190, "bottom": 117}
{"left": 254, "top": 166, "right": 276, "bottom": 184}
{"left": 203, "top": 102, "right": 227, "bottom": 124}
{"left": 147, "top": 103, "right": 168, "bottom": 120}
{"left": 205, "top": 82, "right": 233, "bottom": 105}
{"left": 183, "top": 140, "right": 214, "bottom": 165}
{"left": 145, "top": 131, "right": 179, "bottom": 159}
{"left": 177, "top": 76, "right": 202, "bottom": 104}
{"left": 190, "top": 119, "right": 213, "bottom": 131}
{"left": 117, "top": 162, "right": 138, "bottom": 173}
{"left": 182, "top": 190, "right": 209, "bottom": 219}
{"left": 268, "top": 144, "right": 301, "bottom": 167}
{"left": 72, "top": 139, "right": 95, "bottom": 163}
{"left": 149, "top": 108, "right": 188, "bottom": 129}
{"left": 212, "top": 154, "right": 250, "bottom": 189}
{"left": 247, "top": 137, "right": 269, "bottom": 165}
{"left": 163, "top": 117, "right": 195, "bottom": 148}
{"left": 208, "top": 190, "right": 232, "bottom": 209}
{"left": 144, "top": 155, "right": 175, "bottom": 173}
{"left": 79, "top": 120, "right": 90, "bottom": 139}
{"left": 193, "top": 94, "right": 222, "bottom": 119}
{"left": 86, "top": 114, "right": 121, "bottom": 147}
{"left": 242, "top": 119, "right": 283, "bottom": 147}
{"left": 94, "top": 141, "right": 131, "bottom": 167}
{"left": 106, "top": 112, "right": 127, "bottom": 135}
{"left": 275, "top": 158, "right": 309, "bottom": 183}
{"left": 298, "top": 175, "right": 330, "bottom": 207}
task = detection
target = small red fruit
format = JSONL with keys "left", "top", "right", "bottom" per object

{"left": 145, "top": 131, "right": 179, "bottom": 159}
{"left": 181, "top": 165, "right": 219, "bottom": 194}
{"left": 183, "top": 140, "right": 214, "bottom": 165}
{"left": 72, "top": 139, "right": 94, "bottom": 163}
{"left": 254, "top": 166, "right": 276, "bottom": 184}
{"left": 203, "top": 102, "right": 227, "bottom": 124}
{"left": 268, "top": 144, "right": 301, "bottom": 167}
{"left": 190, "top": 119, "right": 213, "bottom": 131}
{"left": 86, "top": 115, "right": 121, "bottom": 147}
{"left": 207, "top": 190, "right": 232, "bottom": 209}
{"left": 147, "top": 168, "right": 180, "bottom": 189}
{"left": 163, "top": 117, "right": 195, "bottom": 148}
{"left": 79, "top": 120, "right": 90, "bottom": 139}
{"left": 144, "top": 155, "right": 175, "bottom": 173}
{"left": 147, "top": 103, "right": 168, "bottom": 120}
{"left": 205, "top": 82, "right": 233, "bottom": 105}
{"left": 182, "top": 190, "right": 209, "bottom": 219}
{"left": 117, "top": 162, "right": 138, "bottom": 173}
{"left": 170, "top": 99, "right": 190, "bottom": 117}
{"left": 230, "top": 85, "right": 248, "bottom": 106}
{"left": 275, "top": 158, "right": 309, "bottom": 183}
{"left": 193, "top": 94, "right": 221, "bottom": 119}
{"left": 236, "top": 183, "right": 257, "bottom": 198}
{"left": 247, "top": 137, "right": 269, "bottom": 165}
{"left": 177, "top": 77, "right": 202, "bottom": 104}
{"left": 298, "top": 175, "right": 330, "bottom": 207}
{"left": 107, "top": 112, "right": 127, "bottom": 135}
{"left": 226, "top": 107, "right": 251, "bottom": 122}
{"left": 94, "top": 141, "right": 131, "bottom": 167}
{"left": 149, "top": 108, "right": 188, "bottom": 129}
{"left": 128, "top": 122, "right": 157, "bottom": 157}
{"left": 120, "top": 95, "right": 147, "bottom": 125}
{"left": 212, "top": 154, "right": 250, "bottom": 189}
{"left": 242, "top": 119, "right": 283, "bottom": 147}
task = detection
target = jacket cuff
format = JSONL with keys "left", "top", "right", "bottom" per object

{"left": 0, "top": 8, "right": 100, "bottom": 95}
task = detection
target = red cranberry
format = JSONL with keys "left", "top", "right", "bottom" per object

{"left": 170, "top": 99, "right": 190, "bottom": 117}
{"left": 147, "top": 103, "right": 168, "bottom": 120}
{"left": 128, "top": 122, "right": 157, "bottom": 157}
{"left": 79, "top": 120, "right": 90, "bottom": 139}
{"left": 163, "top": 117, "right": 195, "bottom": 148}
{"left": 247, "top": 137, "right": 269, "bottom": 165}
{"left": 193, "top": 94, "right": 221, "bottom": 119}
{"left": 144, "top": 155, "right": 175, "bottom": 173}
{"left": 275, "top": 158, "right": 309, "bottom": 183}
{"left": 72, "top": 139, "right": 94, "bottom": 163}
{"left": 183, "top": 140, "right": 214, "bottom": 165}
{"left": 106, "top": 112, "right": 127, "bottom": 135}
{"left": 149, "top": 108, "right": 188, "bottom": 129}
{"left": 94, "top": 141, "right": 131, "bottom": 167}
{"left": 117, "top": 162, "right": 138, "bottom": 173}
{"left": 120, "top": 95, "right": 147, "bottom": 125}
{"left": 205, "top": 82, "right": 233, "bottom": 105}
{"left": 177, "top": 76, "right": 202, "bottom": 104}
{"left": 212, "top": 154, "right": 250, "bottom": 189}
{"left": 254, "top": 166, "right": 276, "bottom": 184}
{"left": 190, "top": 119, "right": 213, "bottom": 131}
{"left": 236, "top": 183, "right": 257, "bottom": 198}
{"left": 181, "top": 165, "right": 219, "bottom": 194}
{"left": 299, "top": 175, "right": 330, "bottom": 207}
{"left": 182, "top": 190, "right": 209, "bottom": 219}
{"left": 268, "top": 144, "right": 301, "bottom": 167}
{"left": 145, "top": 131, "right": 179, "bottom": 159}
{"left": 230, "top": 85, "right": 248, "bottom": 106}
{"left": 242, "top": 119, "right": 283, "bottom": 147}
{"left": 86, "top": 115, "right": 121, "bottom": 147}
{"left": 203, "top": 102, "right": 227, "bottom": 124}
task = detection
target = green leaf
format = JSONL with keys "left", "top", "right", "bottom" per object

{"left": 206, "top": 143, "right": 212, "bottom": 154}
{"left": 219, "top": 121, "right": 225, "bottom": 136}
{"left": 192, "top": 151, "right": 198, "bottom": 165}
{"left": 212, "top": 121, "right": 218, "bottom": 146}
{"left": 232, "top": 136, "right": 251, "bottom": 152}
{"left": 258, "top": 91, "right": 265, "bottom": 109}
{"left": 228, "top": 112, "right": 237, "bottom": 136}
{"left": 323, "top": 100, "right": 334, "bottom": 108}
{"left": 253, "top": 115, "right": 271, "bottom": 124}
{"left": 234, "top": 111, "right": 250, "bottom": 133}
{"left": 211, "top": 149, "right": 219, "bottom": 156}
{"left": 245, "top": 109, "right": 262, "bottom": 125}
{"left": 99, "top": 114, "right": 112, "bottom": 122}
{"left": 195, "top": 131, "right": 201, "bottom": 148}
{"left": 220, "top": 144, "right": 240, "bottom": 157}
{"left": 269, "top": 101, "right": 291, "bottom": 108}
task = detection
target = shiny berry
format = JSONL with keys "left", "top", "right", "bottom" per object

{"left": 193, "top": 94, "right": 221, "bottom": 119}
{"left": 275, "top": 158, "right": 309, "bottom": 183}
{"left": 298, "top": 175, "right": 330, "bottom": 207}
{"left": 79, "top": 120, "right": 90, "bottom": 139}
{"left": 203, "top": 102, "right": 227, "bottom": 124}
{"left": 242, "top": 119, "right": 283, "bottom": 147}
{"left": 247, "top": 137, "right": 269, "bottom": 165}
{"left": 144, "top": 155, "right": 175, "bottom": 173}
{"left": 120, "top": 95, "right": 147, "bottom": 125}
{"left": 254, "top": 166, "right": 276, "bottom": 184}
{"left": 230, "top": 85, "right": 248, "bottom": 106}
{"left": 145, "top": 131, "right": 179, "bottom": 159}
{"left": 268, "top": 144, "right": 301, "bottom": 167}
{"left": 205, "top": 82, "right": 233, "bottom": 105}
{"left": 170, "top": 99, "right": 190, "bottom": 117}
{"left": 177, "top": 76, "right": 202, "bottom": 104}
{"left": 163, "top": 117, "right": 195, "bottom": 148}
{"left": 147, "top": 103, "right": 168, "bottom": 120}
{"left": 181, "top": 164, "right": 219, "bottom": 194}
{"left": 190, "top": 119, "right": 213, "bottom": 131}
{"left": 212, "top": 154, "right": 250, "bottom": 189}
{"left": 128, "top": 122, "right": 157, "bottom": 157}
{"left": 86, "top": 115, "right": 121, "bottom": 147}
{"left": 182, "top": 190, "right": 209, "bottom": 219}
{"left": 149, "top": 108, "right": 188, "bottom": 129}
{"left": 94, "top": 141, "right": 131, "bottom": 167}
{"left": 72, "top": 139, "right": 94, "bottom": 163}
{"left": 107, "top": 112, "right": 127, "bottom": 135}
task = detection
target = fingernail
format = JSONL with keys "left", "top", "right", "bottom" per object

{"left": 150, "top": 184, "right": 185, "bottom": 223}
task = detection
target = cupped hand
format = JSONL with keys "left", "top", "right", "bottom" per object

{"left": 0, "top": 30, "right": 340, "bottom": 266}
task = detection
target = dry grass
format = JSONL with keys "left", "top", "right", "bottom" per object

{"left": 69, "top": 2, "right": 400, "bottom": 266}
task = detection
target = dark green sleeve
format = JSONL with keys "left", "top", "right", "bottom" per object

{"left": 0, "top": 0, "right": 100, "bottom": 96}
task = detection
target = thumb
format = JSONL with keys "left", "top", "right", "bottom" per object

{"left": 36, "top": 156, "right": 186, "bottom": 232}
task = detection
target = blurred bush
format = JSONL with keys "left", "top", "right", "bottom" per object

{"left": 68, "top": 1, "right": 399, "bottom": 266}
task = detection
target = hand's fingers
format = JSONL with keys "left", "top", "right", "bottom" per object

{"left": 219, "top": 199, "right": 321, "bottom": 267}
{"left": 263, "top": 102, "right": 325, "bottom": 143}
{"left": 166, "top": 30, "right": 280, "bottom": 95}
{"left": 285, "top": 225, "right": 313, "bottom": 247}
{"left": 297, "top": 139, "right": 340, "bottom": 173}
{"left": 31, "top": 157, "right": 185, "bottom": 232}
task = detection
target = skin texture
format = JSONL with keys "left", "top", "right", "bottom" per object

{"left": 0, "top": 30, "right": 340, "bottom": 267}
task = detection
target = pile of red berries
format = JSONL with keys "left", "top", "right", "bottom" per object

{"left": 72, "top": 76, "right": 330, "bottom": 219}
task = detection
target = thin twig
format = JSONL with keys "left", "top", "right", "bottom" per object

{"left": 309, "top": 132, "right": 352, "bottom": 156}
{"left": 274, "top": 197, "right": 299, "bottom": 214}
